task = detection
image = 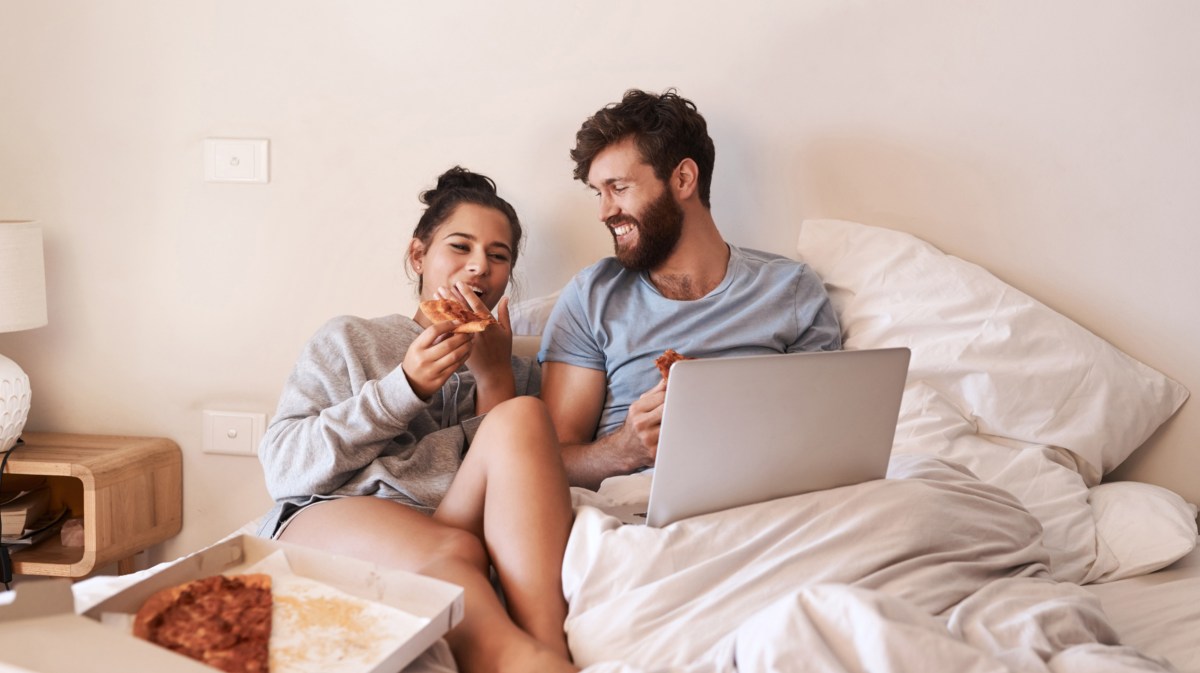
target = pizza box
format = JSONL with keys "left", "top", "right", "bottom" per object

{"left": 0, "top": 578, "right": 216, "bottom": 673}
{"left": 0, "top": 534, "right": 465, "bottom": 673}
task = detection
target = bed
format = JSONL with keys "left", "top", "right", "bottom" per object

{"left": 71, "top": 219, "right": 1199, "bottom": 672}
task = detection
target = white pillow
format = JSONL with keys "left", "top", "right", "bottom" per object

{"left": 1089, "top": 481, "right": 1198, "bottom": 582}
{"left": 509, "top": 290, "right": 560, "bottom": 336}
{"left": 796, "top": 219, "right": 1189, "bottom": 486}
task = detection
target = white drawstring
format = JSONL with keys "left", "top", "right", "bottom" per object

{"left": 442, "top": 371, "right": 461, "bottom": 428}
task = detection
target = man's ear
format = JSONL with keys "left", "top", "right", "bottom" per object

{"left": 673, "top": 158, "right": 700, "bottom": 201}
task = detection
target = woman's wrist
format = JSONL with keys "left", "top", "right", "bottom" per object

{"left": 475, "top": 368, "right": 516, "bottom": 394}
{"left": 473, "top": 368, "right": 517, "bottom": 414}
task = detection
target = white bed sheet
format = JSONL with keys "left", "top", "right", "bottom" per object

{"left": 561, "top": 454, "right": 1181, "bottom": 672}
{"left": 1085, "top": 546, "right": 1200, "bottom": 673}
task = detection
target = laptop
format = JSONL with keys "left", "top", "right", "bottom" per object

{"left": 615, "top": 347, "right": 910, "bottom": 527}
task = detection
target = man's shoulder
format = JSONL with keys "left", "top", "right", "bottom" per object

{"left": 566, "top": 256, "right": 638, "bottom": 291}
{"left": 730, "top": 245, "right": 811, "bottom": 277}
{"left": 578, "top": 255, "right": 630, "bottom": 277}
{"left": 731, "top": 244, "right": 800, "bottom": 265}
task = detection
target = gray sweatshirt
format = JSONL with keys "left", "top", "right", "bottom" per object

{"left": 255, "top": 313, "right": 540, "bottom": 537}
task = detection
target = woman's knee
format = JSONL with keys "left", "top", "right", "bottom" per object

{"left": 468, "top": 396, "right": 566, "bottom": 478}
{"left": 479, "top": 396, "right": 555, "bottom": 445}
{"left": 486, "top": 395, "right": 550, "bottom": 426}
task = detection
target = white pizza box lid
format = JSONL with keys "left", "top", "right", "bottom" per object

{"left": 0, "top": 534, "right": 465, "bottom": 673}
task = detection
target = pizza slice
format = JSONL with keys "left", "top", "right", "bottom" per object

{"left": 419, "top": 298, "right": 499, "bottom": 333}
{"left": 655, "top": 349, "right": 695, "bottom": 382}
{"left": 133, "top": 573, "right": 272, "bottom": 673}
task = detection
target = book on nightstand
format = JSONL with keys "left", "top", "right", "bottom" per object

{"left": 1, "top": 507, "right": 69, "bottom": 548}
{"left": 1, "top": 483, "right": 50, "bottom": 533}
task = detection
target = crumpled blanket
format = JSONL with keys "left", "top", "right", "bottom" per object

{"left": 562, "top": 454, "right": 1173, "bottom": 673}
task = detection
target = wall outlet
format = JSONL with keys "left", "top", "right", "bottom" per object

{"left": 204, "top": 138, "right": 269, "bottom": 183}
{"left": 202, "top": 410, "right": 265, "bottom": 456}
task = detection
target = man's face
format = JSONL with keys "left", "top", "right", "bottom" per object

{"left": 611, "top": 184, "right": 684, "bottom": 271}
{"left": 587, "top": 138, "right": 684, "bottom": 271}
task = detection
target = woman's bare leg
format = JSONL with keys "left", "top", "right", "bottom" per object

{"left": 278, "top": 496, "right": 576, "bottom": 673}
{"left": 435, "top": 396, "right": 575, "bottom": 658}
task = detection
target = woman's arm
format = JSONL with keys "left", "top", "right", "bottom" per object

{"left": 260, "top": 317, "right": 468, "bottom": 500}
{"left": 259, "top": 356, "right": 420, "bottom": 499}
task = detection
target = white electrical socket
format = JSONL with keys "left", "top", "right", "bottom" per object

{"left": 202, "top": 410, "right": 266, "bottom": 456}
{"left": 204, "top": 138, "right": 269, "bottom": 183}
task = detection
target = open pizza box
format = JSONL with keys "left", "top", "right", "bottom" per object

{"left": 0, "top": 534, "right": 465, "bottom": 673}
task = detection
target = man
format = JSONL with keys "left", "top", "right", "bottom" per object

{"left": 539, "top": 88, "right": 842, "bottom": 490}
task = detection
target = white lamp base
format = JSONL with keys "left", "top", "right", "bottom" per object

{"left": 0, "top": 353, "right": 32, "bottom": 453}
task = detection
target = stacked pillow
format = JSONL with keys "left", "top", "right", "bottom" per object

{"left": 796, "top": 218, "right": 1194, "bottom": 583}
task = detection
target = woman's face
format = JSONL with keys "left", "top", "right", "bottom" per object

{"left": 412, "top": 202, "right": 515, "bottom": 311}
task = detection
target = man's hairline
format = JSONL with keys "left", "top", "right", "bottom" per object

{"left": 581, "top": 136, "right": 663, "bottom": 193}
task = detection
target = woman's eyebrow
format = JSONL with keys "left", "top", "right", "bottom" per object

{"left": 443, "top": 231, "right": 512, "bottom": 254}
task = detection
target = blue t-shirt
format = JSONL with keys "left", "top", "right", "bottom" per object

{"left": 539, "top": 245, "right": 842, "bottom": 439}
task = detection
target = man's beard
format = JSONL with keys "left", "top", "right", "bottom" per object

{"left": 608, "top": 188, "right": 684, "bottom": 272}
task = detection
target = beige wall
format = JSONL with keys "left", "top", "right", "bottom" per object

{"left": 1, "top": 1, "right": 1197, "bottom": 568}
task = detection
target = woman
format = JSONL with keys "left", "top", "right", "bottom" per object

{"left": 257, "top": 167, "right": 578, "bottom": 673}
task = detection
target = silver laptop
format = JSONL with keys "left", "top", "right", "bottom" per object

{"left": 617, "top": 347, "right": 910, "bottom": 527}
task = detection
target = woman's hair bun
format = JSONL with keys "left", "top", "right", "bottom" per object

{"left": 420, "top": 166, "right": 498, "bottom": 205}
{"left": 409, "top": 165, "right": 523, "bottom": 287}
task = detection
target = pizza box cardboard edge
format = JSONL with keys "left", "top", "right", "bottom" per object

{"left": 0, "top": 534, "right": 465, "bottom": 673}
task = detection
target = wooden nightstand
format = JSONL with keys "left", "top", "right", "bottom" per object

{"left": 2, "top": 432, "right": 182, "bottom": 578}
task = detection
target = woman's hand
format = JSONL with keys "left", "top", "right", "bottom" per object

{"left": 436, "top": 282, "right": 513, "bottom": 377}
{"left": 439, "top": 282, "right": 516, "bottom": 412}
{"left": 402, "top": 319, "right": 473, "bottom": 400}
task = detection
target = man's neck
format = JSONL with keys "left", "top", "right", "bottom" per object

{"left": 647, "top": 213, "right": 729, "bottom": 301}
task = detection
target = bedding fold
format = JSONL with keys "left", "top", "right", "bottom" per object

{"left": 563, "top": 454, "right": 1173, "bottom": 672}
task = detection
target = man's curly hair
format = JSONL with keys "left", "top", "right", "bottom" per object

{"left": 571, "top": 88, "right": 716, "bottom": 209}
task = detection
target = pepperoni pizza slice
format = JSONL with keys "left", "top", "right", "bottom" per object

{"left": 419, "top": 298, "right": 499, "bottom": 333}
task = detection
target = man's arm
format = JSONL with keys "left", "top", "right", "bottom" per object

{"left": 541, "top": 361, "right": 662, "bottom": 490}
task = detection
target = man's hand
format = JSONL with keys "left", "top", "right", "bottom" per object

{"left": 619, "top": 378, "right": 667, "bottom": 469}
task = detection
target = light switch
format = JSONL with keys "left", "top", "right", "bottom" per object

{"left": 204, "top": 138, "right": 269, "bottom": 183}
{"left": 202, "top": 410, "right": 266, "bottom": 456}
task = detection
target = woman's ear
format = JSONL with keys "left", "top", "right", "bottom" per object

{"left": 408, "top": 238, "right": 426, "bottom": 273}
{"left": 673, "top": 158, "right": 700, "bottom": 201}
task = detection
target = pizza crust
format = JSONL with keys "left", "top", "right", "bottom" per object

{"left": 655, "top": 349, "right": 695, "bottom": 382}
{"left": 419, "top": 298, "right": 499, "bottom": 333}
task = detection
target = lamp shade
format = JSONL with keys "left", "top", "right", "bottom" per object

{"left": 0, "top": 221, "right": 48, "bottom": 333}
